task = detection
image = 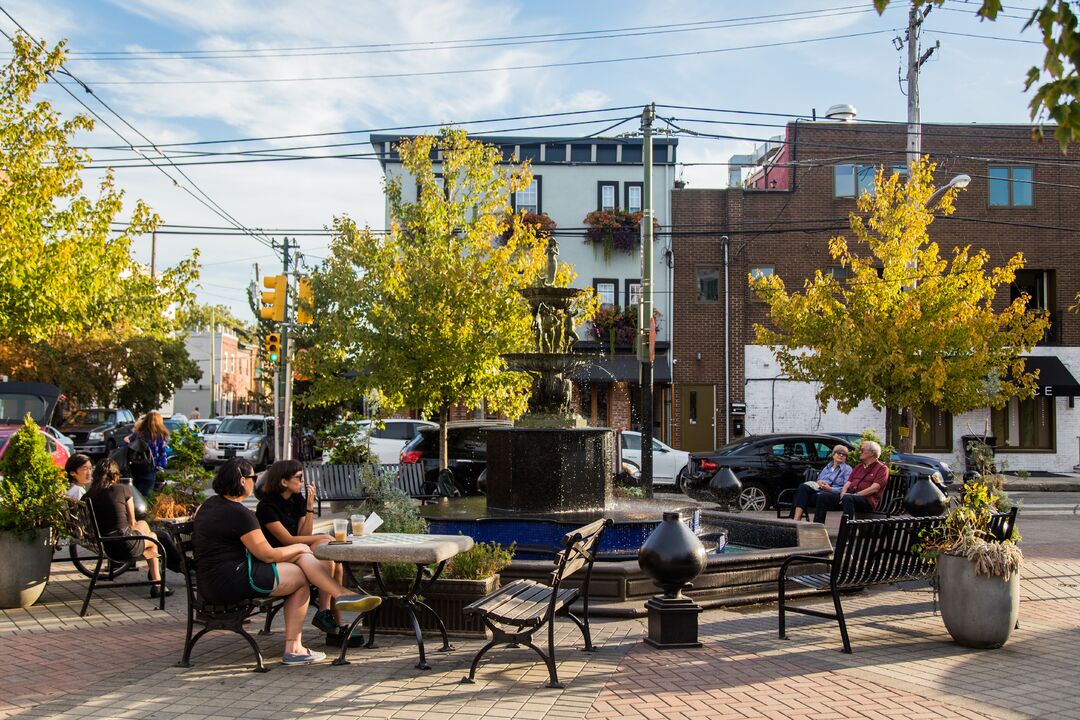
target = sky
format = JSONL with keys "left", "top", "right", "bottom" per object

{"left": 1, "top": 0, "right": 1047, "bottom": 318}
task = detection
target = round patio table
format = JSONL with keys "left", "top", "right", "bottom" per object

{"left": 315, "top": 533, "right": 474, "bottom": 669}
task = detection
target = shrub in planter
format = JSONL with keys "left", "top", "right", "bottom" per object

{"left": 0, "top": 415, "right": 69, "bottom": 608}
{"left": 918, "top": 481, "right": 1023, "bottom": 648}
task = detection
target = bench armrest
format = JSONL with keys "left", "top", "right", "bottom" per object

{"left": 778, "top": 551, "right": 834, "bottom": 581}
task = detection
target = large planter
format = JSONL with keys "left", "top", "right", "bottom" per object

{"left": 0, "top": 528, "right": 54, "bottom": 609}
{"left": 937, "top": 554, "right": 1019, "bottom": 649}
{"left": 363, "top": 575, "right": 499, "bottom": 639}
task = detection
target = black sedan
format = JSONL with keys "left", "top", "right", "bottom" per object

{"left": 686, "top": 433, "right": 942, "bottom": 511}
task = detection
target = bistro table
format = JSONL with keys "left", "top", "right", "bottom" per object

{"left": 314, "top": 533, "right": 474, "bottom": 670}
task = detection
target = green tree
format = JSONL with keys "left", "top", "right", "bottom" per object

{"left": 299, "top": 129, "right": 549, "bottom": 467}
{"left": 874, "top": 0, "right": 1079, "bottom": 151}
{"left": 177, "top": 302, "right": 251, "bottom": 335}
{"left": 0, "top": 33, "right": 198, "bottom": 346}
{"left": 750, "top": 158, "right": 1049, "bottom": 453}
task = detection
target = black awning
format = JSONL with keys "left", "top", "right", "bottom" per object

{"left": 1022, "top": 356, "right": 1080, "bottom": 397}
{"left": 572, "top": 353, "right": 671, "bottom": 384}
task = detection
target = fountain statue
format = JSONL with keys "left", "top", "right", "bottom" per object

{"left": 485, "top": 239, "right": 614, "bottom": 513}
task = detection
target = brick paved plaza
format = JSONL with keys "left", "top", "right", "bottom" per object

{"left": 3, "top": 529, "right": 1077, "bottom": 720}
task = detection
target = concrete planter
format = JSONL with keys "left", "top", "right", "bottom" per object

{"left": 938, "top": 554, "right": 1019, "bottom": 649}
{"left": 364, "top": 575, "right": 499, "bottom": 639}
{"left": 0, "top": 528, "right": 54, "bottom": 609}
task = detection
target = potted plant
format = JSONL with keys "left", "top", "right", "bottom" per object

{"left": 917, "top": 480, "right": 1022, "bottom": 648}
{"left": 0, "top": 415, "right": 69, "bottom": 608}
{"left": 150, "top": 425, "right": 209, "bottom": 522}
{"left": 501, "top": 210, "right": 556, "bottom": 245}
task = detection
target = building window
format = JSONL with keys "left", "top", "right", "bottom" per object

{"left": 1012, "top": 269, "right": 1056, "bottom": 344}
{"left": 593, "top": 278, "right": 618, "bottom": 307}
{"left": 889, "top": 406, "right": 953, "bottom": 452}
{"left": 988, "top": 166, "right": 1033, "bottom": 207}
{"left": 696, "top": 267, "right": 719, "bottom": 301}
{"left": 625, "top": 182, "right": 643, "bottom": 213}
{"left": 992, "top": 396, "right": 1054, "bottom": 451}
{"left": 833, "top": 164, "right": 906, "bottom": 198}
{"left": 826, "top": 266, "right": 848, "bottom": 280}
{"left": 513, "top": 177, "right": 541, "bottom": 214}
{"left": 598, "top": 182, "right": 618, "bottom": 211}
{"left": 625, "top": 279, "right": 642, "bottom": 308}
{"left": 750, "top": 265, "right": 775, "bottom": 280}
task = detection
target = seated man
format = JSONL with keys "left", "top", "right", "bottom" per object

{"left": 812, "top": 440, "right": 889, "bottom": 523}
{"left": 791, "top": 445, "right": 851, "bottom": 521}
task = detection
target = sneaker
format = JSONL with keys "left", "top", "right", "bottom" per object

{"left": 335, "top": 594, "right": 382, "bottom": 614}
{"left": 282, "top": 649, "right": 327, "bottom": 666}
{"left": 311, "top": 609, "right": 338, "bottom": 634}
{"left": 149, "top": 584, "right": 173, "bottom": 598}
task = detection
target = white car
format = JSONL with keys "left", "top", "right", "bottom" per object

{"left": 323, "top": 419, "right": 438, "bottom": 465}
{"left": 619, "top": 431, "right": 690, "bottom": 488}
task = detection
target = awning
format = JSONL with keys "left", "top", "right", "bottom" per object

{"left": 1021, "top": 356, "right": 1080, "bottom": 397}
{"left": 572, "top": 353, "right": 671, "bottom": 384}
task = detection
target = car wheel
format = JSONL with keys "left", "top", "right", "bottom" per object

{"left": 675, "top": 466, "right": 689, "bottom": 492}
{"left": 737, "top": 483, "right": 770, "bottom": 512}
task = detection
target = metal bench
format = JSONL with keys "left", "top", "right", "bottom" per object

{"left": 304, "top": 463, "right": 438, "bottom": 515}
{"left": 165, "top": 520, "right": 284, "bottom": 673}
{"left": 778, "top": 507, "right": 1018, "bottom": 653}
{"left": 461, "top": 518, "right": 612, "bottom": 689}
{"left": 62, "top": 498, "right": 167, "bottom": 617}
{"left": 775, "top": 467, "right": 911, "bottom": 519}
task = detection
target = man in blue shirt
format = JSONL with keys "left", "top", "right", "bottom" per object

{"left": 792, "top": 445, "right": 853, "bottom": 522}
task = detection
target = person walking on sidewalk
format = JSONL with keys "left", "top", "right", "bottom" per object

{"left": 126, "top": 411, "right": 169, "bottom": 498}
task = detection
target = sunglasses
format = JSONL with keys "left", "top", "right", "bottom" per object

{"left": 242, "top": 473, "right": 256, "bottom": 480}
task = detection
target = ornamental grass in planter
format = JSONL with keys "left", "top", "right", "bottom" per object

{"left": 0, "top": 415, "right": 69, "bottom": 608}
{"left": 917, "top": 481, "right": 1022, "bottom": 649}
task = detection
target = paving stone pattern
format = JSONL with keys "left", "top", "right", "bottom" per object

{"left": 2, "top": 555, "right": 1077, "bottom": 719}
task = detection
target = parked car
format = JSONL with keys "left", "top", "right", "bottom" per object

{"left": 399, "top": 420, "right": 512, "bottom": 496}
{"left": 619, "top": 431, "right": 690, "bottom": 489}
{"left": 59, "top": 407, "right": 135, "bottom": 458}
{"left": 686, "top": 433, "right": 947, "bottom": 512}
{"left": 203, "top": 415, "right": 274, "bottom": 469}
{"left": 43, "top": 424, "right": 76, "bottom": 457}
{"left": 191, "top": 418, "right": 221, "bottom": 436}
{"left": 825, "top": 431, "right": 955, "bottom": 487}
{"left": 0, "top": 381, "right": 70, "bottom": 469}
{"left": 321, "top": 418, "right": 438, "bottom": 465}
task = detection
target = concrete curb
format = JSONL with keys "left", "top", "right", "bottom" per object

{"left": 1002, "top": 478, "right": 1080, "bottom": 492}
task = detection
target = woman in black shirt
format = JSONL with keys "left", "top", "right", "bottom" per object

{"left": 84, "top": 459, "right": 171, "bottom": 597}
{"left": 257, "top": 460, "right": 346, "bottom": 637}
{"left": 194, "top": 458, "right": 380, "bottom": 666}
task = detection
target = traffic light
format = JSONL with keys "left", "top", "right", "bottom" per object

{"left": 259, "top": 274, "right": 286, "bottom": 322}
{"left": 297, "top": 276, "right": 314, "bottom": 325}
{"left": 265, "top": 332, "right": 281, "bottom": 364}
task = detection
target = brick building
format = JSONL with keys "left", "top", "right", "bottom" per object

{"left": 671, "top": 120, "right": 1080, "bottom": 472}
{"left": 172, "top": 329, "right": 261, "bottom": 418}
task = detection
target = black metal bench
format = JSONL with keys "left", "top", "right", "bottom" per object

{"left": 303, "top": 463, "right": 436, "bottom": 515}
{"left": 461, "top": 518, "right": 612, "bottom": 689}
{"left": 775, "top": 467, "right": 910, "bottom": 519}
{"left": 165, "top": 520, "right": 284, "bottom": 673}
{"left": 778, "top": 507, "right": 1018, "bottom": 653}
{"left": 62, "top": 498, "right": 167, "bottom": 617}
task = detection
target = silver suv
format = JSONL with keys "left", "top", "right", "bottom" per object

{"left": 204, "top": 415, "right": 274, "bottom": 469}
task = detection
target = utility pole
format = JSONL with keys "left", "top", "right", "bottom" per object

{"left": 209, "top": 306, "right": 216, "bottom": 417}
{"left": 905, "top": 2, "right": 938, "bottom": 168}
{"left": 639, "top": 103, "right": 656, "bottom": 488}
{"left": 278, "top": 236, "right": 294, "bottom": 461}
{"left": 150, "top": 229, "right": 157, "bottom": 279}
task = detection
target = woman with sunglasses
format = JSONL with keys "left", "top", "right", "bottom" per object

{"left": 791, "top": 445, "right": 852, "bottom": 522}
{"left": 256, "top": 459, "right": 348, "bottom": 639}
{"left": 193, "top": 458, "right": 380, "bottom": 666}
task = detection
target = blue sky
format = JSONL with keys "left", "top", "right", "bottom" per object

{"left": 2, "top": 0, "right": 1046, "bottom": 316}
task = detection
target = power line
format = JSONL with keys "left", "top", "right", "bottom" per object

{"left": 56, "top": 5, "right": 885, "bottom": 61}
{"left": 81, "top": 29, "right": 898, "bottom": 86}
{"left": 0, "top": 8, "right": 277, "bottom": 251}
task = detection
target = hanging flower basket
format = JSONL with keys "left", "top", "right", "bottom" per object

{"left": 582, "top": 210, "right": 658, "bottom": 261}
{"left": 589, "top": 306, "right": 662, "bottom": 354}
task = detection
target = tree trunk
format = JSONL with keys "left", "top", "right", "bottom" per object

{"left": 438, "top": 405, "right": 449, "bottom": 471}
{"left": 899, "top": 406, "right": 916, "bottom": 454}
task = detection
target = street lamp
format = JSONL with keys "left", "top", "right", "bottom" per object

{"left": 927, "top": 173, "right": 970, "bottom": 206}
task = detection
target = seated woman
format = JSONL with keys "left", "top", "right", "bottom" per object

{"left": 193, "top": 458, "right": 381, "bottom": 666}
{"left": 84, "top": 459, "right": 172, "bottom": 597}
{"left": 65, "top": 453, "right": 93, "bottom": 501}
{"left": 256, "top": 459, "right": 347, "bottom": 638}
{"left": 791, "top": 445, "right": 852, "bottom": 522}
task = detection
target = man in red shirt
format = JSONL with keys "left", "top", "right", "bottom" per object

{"left": 812, "top": 440, "right": 890, "bottom": 523}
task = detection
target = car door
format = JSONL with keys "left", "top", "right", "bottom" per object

{"left": 649, "top": 437, "right": 676, "bottom": 484}
{"left": 620, "top": 432, "right": 641, "bottom": 468}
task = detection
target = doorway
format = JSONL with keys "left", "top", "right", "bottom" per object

{"left": 679, "top": 385, "right": 715, "bottom": 451}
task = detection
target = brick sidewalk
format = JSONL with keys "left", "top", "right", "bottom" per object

{"left": 2, "top": 555, "right": 1077, "bottom": 719}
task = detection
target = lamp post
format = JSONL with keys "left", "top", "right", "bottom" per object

{"left": 927, "top": 174, "right": 970, "bottom": 206}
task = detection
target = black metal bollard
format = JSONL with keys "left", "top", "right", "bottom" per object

{"left": 638, "top": 511, "right": 707, "bottom": 648}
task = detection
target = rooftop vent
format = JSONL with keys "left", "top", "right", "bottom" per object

{"left": 824, "top": 103, "right": 857, "bottom": 122}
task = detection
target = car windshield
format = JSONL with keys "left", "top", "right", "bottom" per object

{"left": 0, "top": 393, "right": 50, "bottom": 424}
{"left": 163, "top": 420, "right": 183, "bottom": 432}
{"left": 67, "top": 409, "right": 114, "bottom": 426}
{"left": 218, "top": 418, "right": 265, "bottom": 435}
